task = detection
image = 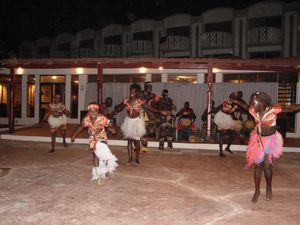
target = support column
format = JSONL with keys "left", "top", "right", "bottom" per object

{"left": 215, "top": 73, "right": 224, "bottom": 83}
{"left": 65, "top": 74, "right": 72, "bottom": 112}
{"left": 34, "top": 75, "right": 40, "bottom": 123}
{"left": 161, "top": 73, "right": 168, "bottom": 83}
{"left": 97, "top": 64, "right": 103, "bottom": 104}
{"left": 146, "top": 73, "right": 152, "bottom": 82}
{"left": 79, "top": 74, "right": 88, "bottom": 113}
{"left": 21, "top": 75, "right": 28, "bottom": 119}
{"left": 293, "top": 73, "right": 300, "bottom": 137}
{"left": 206, "top": 67, "right": 213, "bottom": 140}
{"left": 196, "top": 73, "right": 205, "bottom": 83}
{"left": 8, "top": 67, "right": 15, "bottom": 133}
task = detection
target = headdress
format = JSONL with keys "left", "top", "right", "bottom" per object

{"left": 88, "top": 104, "right": 99, "bottom": 111}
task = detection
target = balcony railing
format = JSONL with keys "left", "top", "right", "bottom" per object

{"left": 53, "top": 51, "right": 70, "bottom": 58}
{"left": 71, "top": 48, "right": 94, "bottom": 58}
{"left": 103, "top": 44, "right": 121, "bottom": 57}
{"left": 161, "top": 35, "right": 189, "bottom": 52}
{"left": 248, "top": 26, "right": 282, "bottom": 45}
{"left": 201, "top": 32, "right": 232, "bottom": 49}
{"left": 127, "top": 40, "right": 153, "bottom": 55}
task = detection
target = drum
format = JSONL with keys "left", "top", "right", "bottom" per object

{"left": 233, "top": 120, "right": 243, "bottom": 131}
{"left": 181, "top": 118, "right": 192, "bottom": 127}
{"left": 244, "top": 120, "right": 255, "bottom": 132}
{"left": 189, "top": 127, "right": 200, "bottom": 143}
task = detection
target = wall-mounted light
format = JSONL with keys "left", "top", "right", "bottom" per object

{"left": 51, "top": 75, "right": 57, "bottom": 80}
{"left": 16, "top": 67, "right": 23, "bottom": 75}
{"left": 76, "top": 67, "right": 84, "bottom": 74}
{"left": 139, "top": 67, "right": 147, "bottom": 73}
{"left": 158, "top": 66, "right": 163, "bottom": 71}
{"left": 212, "top": 68, "right": 220, "bottom": 73}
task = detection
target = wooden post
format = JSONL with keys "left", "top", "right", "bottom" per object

{"left": 97, "top": 64, "right": 103, "bottom": 105}
{"left": 8, "top": 67, "right": 15, "bottom": 133}
{"left": 206, "top": 66, "right": 213, "bottom": 140}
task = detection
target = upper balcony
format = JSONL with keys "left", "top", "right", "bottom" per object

{"left": 248, "top": 26, "right": 282, "bottom": 45}
{"left": 127, "top": 40, "right": 153, "bottom": 56}
{"left": 201, "top": 31, "right": 232, "bottom": 49}
{"left": 103, "top": 44, "right": 121, "bottom": 57}
{"left": 161, "top": 35, "right": 190, "bottom": 52}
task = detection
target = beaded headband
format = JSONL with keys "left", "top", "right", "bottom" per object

{"left": 88, "top": 104, "right": 99, "bottom": 111}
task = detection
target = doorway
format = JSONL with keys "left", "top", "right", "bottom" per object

{"left": 40, "top": 75, "right": 65, "bottom": 121}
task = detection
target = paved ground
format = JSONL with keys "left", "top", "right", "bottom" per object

{"left": 1, "top": 140, "right": 300, "bottom": 225}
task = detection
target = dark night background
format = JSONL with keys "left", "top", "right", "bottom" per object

{"left": 0, "top": 0, "right": 295, "bottom": 55}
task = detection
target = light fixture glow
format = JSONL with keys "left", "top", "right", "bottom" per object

{"left": 158, "top": 66, "right": 163, "bottom": 71}
{"left": 17, "top": 67, "right": 23, "bottom": 75}
{"left": 76, "top": 67, "right": 84, "bottom": 74}
{"left": 139, "top": 67, "right": 147, "bottom": 73}
{"left": 51, "top": 75, "right": 57, "bottom": 80}
{"left": 212, "top": 68, "right": 220, "bottom": 73}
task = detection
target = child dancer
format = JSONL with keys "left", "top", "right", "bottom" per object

{"left": 41, "top": 94, "right": 69, "bottom": 153}
{"left": 231, "top": 91, "right": 300, "bottom": 203}
{"left": 71, "top": 102, "right": 118, "bottom": 184}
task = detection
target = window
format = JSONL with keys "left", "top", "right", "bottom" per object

{"left": 0, "top": 75, "right": 9, "bottom": 117}
{"left": 70, "top": 75, "right": 79, "bottom": 118}
{"left": 104, "top": 35, "right": 122, "bottom": 45}
{"left": 166, "top": 26, "right": 190, "bottom": 36}
{"left": 249, "top": 51, "right": 281, "bottom": 58}
{"left": 27, "top": 75, "right": 35, "bottom": 117}
{"left": 168, "top": 75, "right": 197, "bottom": 83}
{"left": 14, "top": 76, "right": 22, "bottom": 118}
{"left": 152, "top": 74, "right": 161, "bottom": 82}
{"left": 205, "top": 21, "right": 232, "bottom": 33}
{"left": 133, "top": 31, "right": 153, "bottom": 41}
{"left": 79, "top": 39, "right": 94, "bottom": 49}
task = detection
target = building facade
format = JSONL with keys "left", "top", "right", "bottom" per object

{"left": 19, "top": 1, "right": 300, "bottom": 59}
{"left": 0, "top": 1, "right": 299, "bottom": 138}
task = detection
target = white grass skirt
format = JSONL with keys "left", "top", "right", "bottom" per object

{"left": 92, "top": 141, "right": 118, "bottom": 180}
{"left": 121, "top": 116, "right": 146, "bottom": 140}
{"left": 48, "top": 115, "right": 67, "bottom": 129}
{"left": 214, "top": 111, "right": 235, "bottom": 130}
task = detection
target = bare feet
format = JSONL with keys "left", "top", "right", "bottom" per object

{"left": 135, "top": 158, "right": 140, "bottom": 164}
{"left": 252, "top": 190, "right": 260, "bottom": 203}
{"left": 127, "top": 158, "right": 133, "bottom": 165}
{"left": 225, "top": 147, "right": 233, "bottom": 154}
{"left": 266, "top": 186, "right": 272, "bottom": 201}
{"left": 219, "top": 152, "right": 226, "bottom": 157}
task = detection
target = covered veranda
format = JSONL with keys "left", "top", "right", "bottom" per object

{"left": 0, "top": 57, "right": 300, "bottom": 151}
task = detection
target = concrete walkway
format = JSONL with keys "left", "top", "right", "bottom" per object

{"left": 1, "top": 140, "right": 300, "bottom": 225}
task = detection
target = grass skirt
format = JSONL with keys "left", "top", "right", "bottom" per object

{"left": 91, "top": 141, "right": 118, "bottom": 180}
{"left": 246, "top": 130, "right": 283, "bottom": 168}
{"left": 121, "top": 116, "right": 146, "bottom": 140}
{"left": 48, "top": 115, "right": 67, "bottom": 130}
{"left": 214, "top": 111, "right": 235, "bottom": 130}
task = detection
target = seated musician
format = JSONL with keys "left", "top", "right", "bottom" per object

{"left": 176, "top": 101, "right": 196, "bottom": 141}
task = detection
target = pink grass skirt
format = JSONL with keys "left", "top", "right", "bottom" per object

{"left": 246, "top": 130, "right": 283, "bottom": 168}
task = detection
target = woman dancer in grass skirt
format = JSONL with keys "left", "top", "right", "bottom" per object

{"left": 71, "top": 102, "right": 118, "bottom": 184}
{"left": 112, "top": 83, "right": 170, "bottom": 164}
{"left": 231, "top": 91, "right": 300, "bottom": 203}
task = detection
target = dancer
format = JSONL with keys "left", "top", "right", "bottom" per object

{"left": 213, "top": 93, "right": 241, "bottom": 157}
{"left": 40, "top": 94, "right": 69, "bottom": 153}
{"left": 71, "top": 102, "right": 118, "bottom": 184}
{"left": 231, "top": 91, "right": 300, "bottom": 203}
{"left": 112, "top": 83, "right": 169, "bottom": 164}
